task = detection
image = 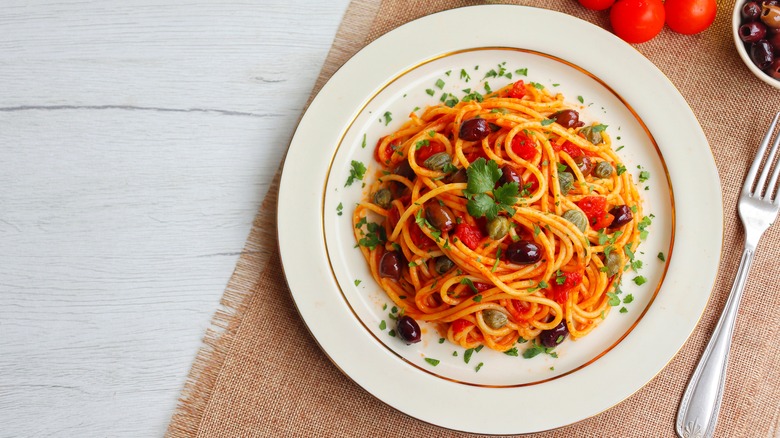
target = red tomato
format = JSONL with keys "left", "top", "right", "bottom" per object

{"left": 578, "top": 0, "right": 617, "bottom": 10}
{"left": 417, "top": 142, "right": 445, "bottom": 163}
{"left": 452, "top": 319, "right": 473, "bottom": 335}
{"left": 576, "top": 196, "right": 615, "bottom": 230}
{"left": 511, "top": 132, "right": 537, "bottom": 161}
{"left": 453, "top": 222, "right": 483, "bottom": 250}
{"left": 410, "top": 223, "right": 435, "bottom": 249}
{"left": 664, "top": 0, "right": 716, "bottom": 35}
{"left": 473, "top": 282, "right": 492, "bottom": 292}
{"left": 552, "top": 271, "right": 583, "bottom": 304}
{"left": 552, "top": 140, "right": 583, "bottom": 158}
{"left": 507, "top": 80, "right": 527, "bottom": 99}
{"left": 524, "top": 174, "right": 539, "bottom": 193}
{"left": 374, "top": 136, "right": 396, "bottom": 164}
{"left": 610, "top": 0, "right": 665, "bottom": 44}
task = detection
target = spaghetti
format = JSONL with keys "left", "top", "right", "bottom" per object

{"left": 352, "top": 79, "right": 643, "bottom": 353}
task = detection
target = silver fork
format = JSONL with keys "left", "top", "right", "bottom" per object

{"left": 676, "top": 112, "right": 780, "bottom": 438}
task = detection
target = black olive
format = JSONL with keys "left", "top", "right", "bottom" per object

{"left": 740, "top": 21, "right": 767, "bottom": 42}
{"left": 768, "top": 58, "right": 780, "bottom": 79}
{"left": 447, "top": 168, "right": 468, "bottom": 184}
{"left": 573, "top": 155, "right": 595, "bottom": 177}
{"left": 397, "top": 315, "right": 421, "bottom": 344}
{"left": 539, "top": 320, "right": 569, "bottom": 348}
{"left": 499, "top": 165, "right": 522, "bottom": 185}
{"left": 393, "top": 160, "right": 416, "bottom": 181}
{"left": 743, "top": 1, "right": 762, "bottom": 21}
{"left": 550, "top": 109, "right": 584, "bottom": 129}
{"left": 424, "top": 202, "right": 455, "bottom": 232}
{"left": 459, "top": 118, "right": 490, "bottom": 141}
{"left": 750, "top": 39, "right": 775, "bottom": 70}
{"left": 609, "top": 205, "right": 634, "bottom": 228}
{"left": 505, "top": 240, "right": 541, "bottom": 264}
{"left": 379, "top": 251, "right": 402, "bottom": 280}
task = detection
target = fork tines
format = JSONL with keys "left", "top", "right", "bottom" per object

{"left": 745, "top": 112, "right": 780, "bottom": 202}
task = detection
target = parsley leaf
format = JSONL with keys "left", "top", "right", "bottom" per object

{"left": 379, "top": 320, "right": 386, "bottom": 330}
{"left": 424, "top": 358, "right": 440, "bottom": 366}
{"left": 607, "top": 292, "right": 620, "bottom": 306}
{"left": 658, "top": 252, "right": 666, "bottom": 262}
{"left": 577, "top": 95, "right": 584, "bottom": 104}
{"left": 464, "top": 158, "right": 502, "bottom": 196}
{"left": 345, "top": 160, "right": 366, "bottom": 187}
{"left": 540, "top": 118, "right": 554, "bottom": 126}
{"left": 464, "top": 348, "right": 474, "bottom": 364}
{"left": 336, "top": 202, "right": 343, "bottom": 216}
{"left": 460, "top": 278, "right": 478, "bottom": 293}
{"left": 435, "top": 78, "right": 445, "bottom": 89}
{"left": 633, "top": 276, "right": 647, "bottom": 286}
{"left": 504, "top": 347, "right": 519, "bottom": 357}
{"left": 383, "top": 111, "right": 392, "bottom": 126}
{"left": 623, "top": 294, "right": 634, "bottom": 304}
{"left": 475, "top": 362, "right": 484, "bottom": 372}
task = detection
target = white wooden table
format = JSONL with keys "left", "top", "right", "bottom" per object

{"left": 0, "top": 1, "right": 351, "bottom": 435}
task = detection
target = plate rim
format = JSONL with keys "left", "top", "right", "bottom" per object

{"left": 277, "top": 5, "right": 723, "bottom": 434}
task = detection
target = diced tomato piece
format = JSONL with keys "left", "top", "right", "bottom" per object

{"left": 553, "top": 140, "right": 583, "bottom": 158}
{"left": 511, "top": 132, "right": 537, "bottom": 160}
{"left": 551, "top": 271, "right": 583, "bottom": 304}
{"left": 453, "top": 222, "right": 483, "bottom": 250}
{"left": 508, "top": 299, "right": 529, "bottom": 322}
{"left": 374, "top": 136, "right": 398, "bottom": 164}
{"left": 577, "top": 196, "right": 613, "bottom": 231}
{"left": 416, "top": 142, "right": 445, "bottom": 163}
{"left": 410, "top": 223, "right": 435, "bottom": 249}
{"left": 508, "top": 80, "right": 527, "bottom": 99}
{"left": 452, "top": 319, "right": 473, "bottom": 335}
{"left": 523, "top": 174, "right": 539, "bottom": 193}
{"left": 473, "top": 282, "right": 492, "bottom": 292}
{"left": 465, "top": 148, "right": 489, "bottom": 163}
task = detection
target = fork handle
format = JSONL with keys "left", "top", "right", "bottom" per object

{"left": 676, "top": 246, "right": 754, "bottom": 438}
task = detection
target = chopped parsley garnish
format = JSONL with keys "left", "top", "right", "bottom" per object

{"left": 619, "top": 307, "right": 628, "bottom": 313}
{"left": 383, "top": 111, "right": 392, "bottom": 126}
{"left": 623, "top": 294, "right": 634, "bottom": 304}
{"left": 540, "top": 118, "right": 554, "bottom": 126}
{"left": 379, "top": 320, "right": 387, "bottom": 330}
{"left": 475, "top": 362, "right": 484, "bottom": 372}
{"left": 633, "top": 276, "right": 647, "bottom": 286}
{"left": 555, "top": 270, "right": 566, "bottom": 285}
{"left": 473, "top": 294, "right": 483, "bottom": 302}
{"left": 452, "top": 351, "right": 458, "bottom": 357}
{"left": 460, "top": 278, "right": 478, "bottom": 293}
{"left": 533, "top": 224, "right": 541, "bottom": 236}
{"left": 607, "top": 292, "right": 620, "bottom": 306}
{"left": 463, "top": 158, "right": 519, "bottom": 220}
{"left": 658, "top": 252, "right": 666, "bottom": 262}
{"left": 426, "top": 88, "right": 435, "bottom": 96}
{"left": 631, "top": 259, "right": 643, "bottom": 272}
{"left": 528, "top": 280, "right": 549, "bottom": 293}
{"left": 435, "top": 78, "right": 445, "bottom": 89}
{"left": 531, "top": 82, "right": 544, "bottom": 90}
{"left": 356, "top": 220, "right": 386, "bottom": 250}
{"left": 515, "top": 68, "right": 528, "bottom": 76}
{"left": 504, "top": 347, "right": 519, "bottom": 357}
{"left": 336, "top": 202, "right": 343, "bottom": 216}
{"left": 388, "top": 330, "right": 396, "bottom": 337}
{"left": 615, "top": 145, "right": 625, "bottom": 152}
{"left": 424, "top": 358, "right": 440, "bottom": 366}
{"left": 639, "top": 170, "right": 650, "bottom": 183}
{"left": 460, "top": 69, "right": 471, "bottom": 82}
{"left": 522, "top": 340, "right": 557, "bottom": 359}
{"left": 345, "top": 160, "right": 366, "bottom": 187}
{"left": 484, "top": 82, "right": 492, "bottom": 94}
{"left": 464, "top": 348, "right": 474, "bottom": 364}
{"left": 577, "top": 95, "right": 584, "bottom": 104}
{"left": 616, "top": 164, "right": 627, "bottom": 176}
{"left": 354, "top": 279, "right": 361, "bottom": 286}
{"left": 475, "top": 345, "right": 484, "bottom": 352}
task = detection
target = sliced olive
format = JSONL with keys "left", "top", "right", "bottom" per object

{"left": 579, "top": 125, "right": 603, "bottom": 144}
{"left": 605, "top": 250, "right": 622, "bottom": 277}
{"left": 558, "top": 171, "right": 574, "bottom": 195}
{"left": 434, "top": 256, "right": 455, "bottom": 274}
{"left": 424, "top": 202, "right": 455, "bottom": 232}
{"left": 372, "top": 188, "right": 392, "bottom": 209}
{"left": 379, "top": 251, "right": 402, "bottom": 280}
{"left": 487, "top": 216, "right": 511, "bottom": 240}
{"left": 424, "top": 152, "right": 453, "bottom": 172}
{"left": 593, "top": 161, "right": 614, "bottom": 178}
{"left": 562, "top": 210, "right": 587, "bottom": 232}
{"left": 483, "top": 310, "right": 508, "bottom": 329}
{"left": 609, "top": 205, "right": 634, "bottom": 228}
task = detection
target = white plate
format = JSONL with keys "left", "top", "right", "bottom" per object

{"left": 278, "top": 5, "right": 722, "bottom": 434}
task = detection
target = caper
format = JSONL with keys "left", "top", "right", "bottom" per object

{"left": 605, "top": 250, "right": 622, "bottom": 277}
{"left": 423, "top": 152, "right": 453, "bottom": 172}
{"left": 487, "top": 216, "right": 511, "bottom": 240}
{"left": 434, "top": 256, "right": 455, "bottom": 274}
{"left": 372, "top": 188, "right": 392, "bottom": 209}
{"left": 558, "top": 171, "right": 574, "bottom": 195}
{"left": 580, "top": 125, "right": 603, "bottom": 144}
{"left": 593, "top": 161, "right": 614, "bottom": 178}
{"left": 562, "top": 210, "right": 587, "bottom": 232}
{"left": 483, "top": 309, "right": 508, "bottom": 329}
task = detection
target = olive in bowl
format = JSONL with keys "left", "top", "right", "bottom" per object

{"left": 734, "top": 0, "right": 780, "bottom": 87}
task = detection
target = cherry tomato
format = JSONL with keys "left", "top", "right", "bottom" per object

{"left": 511, "top": 132, "right": 537, "bottom": 160}
{"left": 374, "top": 136, "right": 397, "bottom": 165}
{"left": 524, "top": 174, "right": 539, "bottom": 193}
{"left": 416, "top": 142, "right": 445, "bottom": 162}
{"left": 553, "top": 140, "right": 583, "bottom": 158}
{"left": 551, "top": 271, "right": 583, "bottom": 304}
{"left": 452, "top": 319, "right": 473, "bottom": 335}
{"left": 507, "top": 80, "right": 527, "bottom": 99}
{"left": 576, "top": 196, "right": 615, "bottom": 230}
{"left": 410, "top": 223, "right": 435, "bottom": 249}
{"left": 610, "top": 0, "right": 666, "bottom": 44}
{"left": 578, "top": 0, "right": 617, "bottom": 11}
{"left": 453, "top": 222, "right": 483, "bottom": 250}
{"left": 664, "top": 0, "right": 716, "bottom": 35}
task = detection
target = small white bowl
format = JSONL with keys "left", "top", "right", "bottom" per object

{"left": 733, "top": 0, "right": 780, "bottom": 89}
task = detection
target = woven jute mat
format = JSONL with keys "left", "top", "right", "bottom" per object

{"left": 167, "top": 1, "right": 780, "bottom": 436}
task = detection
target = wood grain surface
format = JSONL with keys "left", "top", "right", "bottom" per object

{"left": 0, "top": 1, "right": 351, "bottom": 436}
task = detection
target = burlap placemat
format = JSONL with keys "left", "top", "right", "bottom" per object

{"left": 167, "top": 1, "right": 780, "bottom": 436}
